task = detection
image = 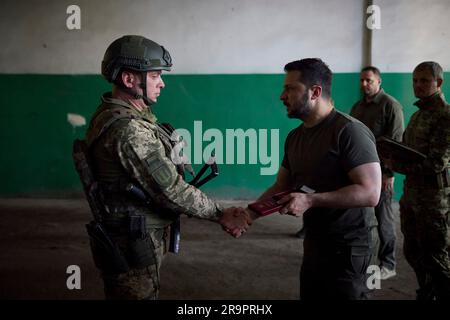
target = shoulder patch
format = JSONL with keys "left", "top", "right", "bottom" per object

{"left": 145, "top": 152, "right": 177, "bottom": 188}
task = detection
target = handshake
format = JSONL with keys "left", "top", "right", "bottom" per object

{"left": 217, "top": 185, "right": 315, "bottom": 238}
{"left": 218, "top": 207, "right": 257, "bottom": 238}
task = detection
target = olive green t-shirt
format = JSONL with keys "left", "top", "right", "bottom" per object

{"left": 282, "top": 109, "right": 379, "bottom": 248}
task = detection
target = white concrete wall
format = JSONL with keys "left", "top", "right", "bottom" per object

{"left": 0, "top": 0, "right": 364, "bottom": 74}
{"left": 372, "top": 0, "right": 450, "bottom": 72}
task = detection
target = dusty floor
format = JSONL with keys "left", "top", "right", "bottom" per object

{"left": 0, "top": 198, "right": 416, "bottom": 300}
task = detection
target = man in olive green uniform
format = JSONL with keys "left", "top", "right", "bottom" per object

{"left": 388, "top": 61, "right": 450, "bottom": 300}
{"left": 83, "top": 35, "right": 250, "bottom": 299}
{"left": 350, "top": 66, "right": 404, "bottom": 280}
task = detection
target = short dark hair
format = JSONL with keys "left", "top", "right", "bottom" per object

{"left": 414, "top": 61, "right": 444, "bottom": 80}
{"left": 361, "top": 66, "right": 381, "bottom": 78}
{"left": 284, "top": 58, "right": 332, "bottom": 98}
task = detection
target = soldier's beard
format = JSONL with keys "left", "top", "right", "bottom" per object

{"left": 289, "top": 94, "right": 312, "bottom": 120}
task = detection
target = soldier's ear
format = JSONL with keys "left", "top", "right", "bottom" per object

{"left": 437, "top": 78, "right": 443, "bottom": 88}
{"left": 121, "top": 70, "right": 135, "bottom": 88}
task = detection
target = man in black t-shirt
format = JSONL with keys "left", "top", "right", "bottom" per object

{"left": 246, "top": 59, "right": 381, "bottom": 299}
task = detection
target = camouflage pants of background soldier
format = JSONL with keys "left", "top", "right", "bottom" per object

{"left": 400, "top": 186, "right": 450, "bottom": 300}
{"left": 101, "top": 227, "right": 167, "bottom": 300}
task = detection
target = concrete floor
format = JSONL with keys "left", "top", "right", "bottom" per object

{"left": 0, "top": 198, "right": 416, "bottom": 300}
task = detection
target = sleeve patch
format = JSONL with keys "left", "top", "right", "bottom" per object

{"left": 145, "top": 153, "right": 176, "bottom": 188}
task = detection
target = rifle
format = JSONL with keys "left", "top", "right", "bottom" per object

{"left": 73, "top": 139, "right": 130, "bottom": 273}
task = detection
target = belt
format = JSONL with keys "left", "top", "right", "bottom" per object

{"left": 102, "top": 219, "right": 128, "bottom": 234}
{"left": 102, "top": 216, "right": 169, "bottom": 236}
{"left": 98, "top": 180, "right": 127, "bottom": 193}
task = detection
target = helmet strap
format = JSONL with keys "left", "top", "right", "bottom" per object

{"left": 116, "top": 71, "right": 154, "bottom": 106}
{"left": 138, "top": 72, "right": 154, "bottom": 106}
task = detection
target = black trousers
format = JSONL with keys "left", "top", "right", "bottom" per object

{"left": 300, "top": 238, "right": 372, "bottom": 300}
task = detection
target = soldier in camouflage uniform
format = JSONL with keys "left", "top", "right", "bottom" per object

{"left": 85, "top": 35, "right": 251, "bottom": 300}
{"left": 388, "top": 61, "right": 450, "bottom": 300}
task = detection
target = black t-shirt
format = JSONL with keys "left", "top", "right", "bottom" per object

{"left": 282, "top": 109, "right": 379, "bottom": 248}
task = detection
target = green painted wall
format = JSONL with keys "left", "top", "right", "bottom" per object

{"left": 1, "top": 73, "right": 448, "bottom": 199}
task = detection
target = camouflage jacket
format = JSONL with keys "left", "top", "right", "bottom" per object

{"left": 86, "top": 93, "right": 223, "bottom": 227}
{"left": 392, "top": 92, "right": 450, "bottom": 183}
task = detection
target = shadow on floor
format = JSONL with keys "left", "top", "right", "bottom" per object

{"left": 0, "top": 198, "right": 416, "bottom": 299}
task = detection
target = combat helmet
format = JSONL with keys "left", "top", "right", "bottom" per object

{"left": 101, "top": 35, "right": 172, "bottom": 105}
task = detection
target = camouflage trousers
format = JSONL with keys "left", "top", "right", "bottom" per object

{"left": 101, "top": 227, "right": 167, "bottom": 300}
{"left": 400, "top": 186, "right": 450, "bottom": 300}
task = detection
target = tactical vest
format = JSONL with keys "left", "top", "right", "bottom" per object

{"left": 74, "top": 101, "right": 188, "bottom": 274}
{"left": 86, "top": 105, "right": 185, "bottom": 176}
{"left": 85, "top": 102, "right": 187, "bottom": 227}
